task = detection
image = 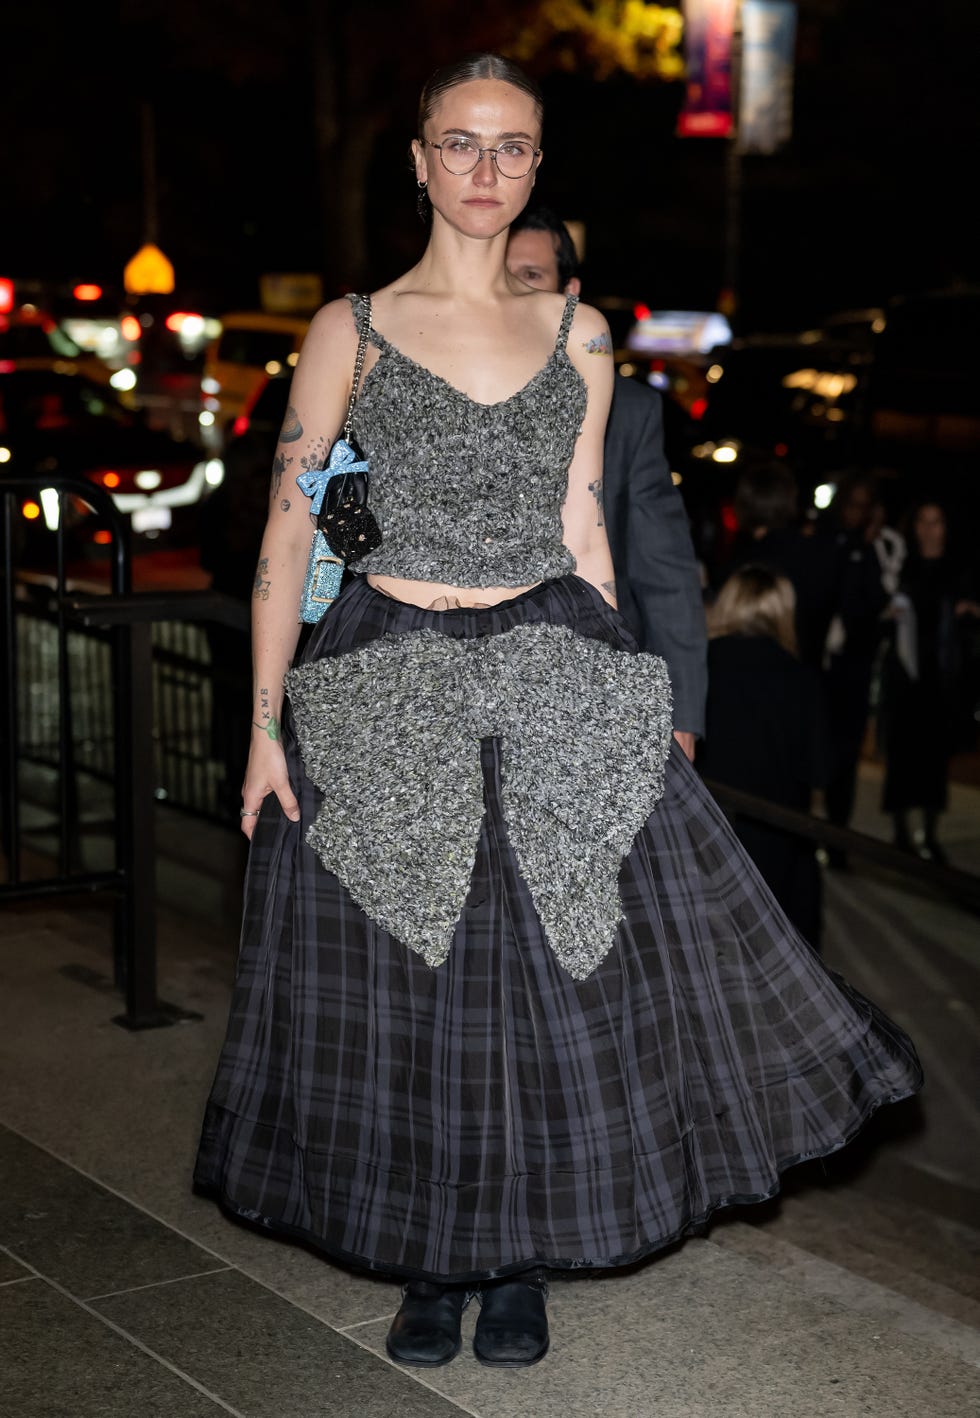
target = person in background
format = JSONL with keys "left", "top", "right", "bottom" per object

{"left": 697, "top": 563, "right": 829, "bottom": 949}
{"left": 718, "top": 457, "right": 838, "bottom": 669}
{"left": 879, "top": 499, "right": 980, "bottom": 865}
{"left": 506, "top": 203, "right": 707, "bottom": 758}
{"left": 817, "top": 470, "right": 892, "bottom": 866}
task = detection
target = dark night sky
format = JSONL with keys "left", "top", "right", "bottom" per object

{"left": 6, "top": 0, "right": 979, "bottom": 334}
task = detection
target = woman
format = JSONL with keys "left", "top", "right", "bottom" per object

{"left": 194, "top": 52, "right": 922, "bottom": 1371}
{"left": 879, "top": 500, "right": 979, "bottom": 865}
{"left": 697, "top": 564, "right": 829, "bottom": 948}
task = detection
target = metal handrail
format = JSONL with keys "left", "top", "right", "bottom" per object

{"left": 2, "top": 475, "right": 244, "bottom": 1029}
{"left": 702, "top": 778, "right": 980, "bottom": 915}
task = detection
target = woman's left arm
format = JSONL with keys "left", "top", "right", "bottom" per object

{"left": 560, "top": 303, "right": 617, "bottom": 607}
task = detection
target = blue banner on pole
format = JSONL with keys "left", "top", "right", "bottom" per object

{"left": 737, "top": 0, "right": 797, "bottom": 154}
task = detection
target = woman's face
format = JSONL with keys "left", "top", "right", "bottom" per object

{"left": 414, "top": 78, "right": 542, "bottom": 238}
{"left": 914, "top": 503, "right": 946, "bottom": 553}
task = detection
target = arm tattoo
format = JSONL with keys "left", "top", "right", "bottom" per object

{"left": 279, "top": 406, "right": 303, "bottom": 442}
{"left": 253, "top": 558, "right": 271, "bottom": 600}
{"left": 253, "top": 716, "right": 280, "bottom": 741}
{"left": 588, "top": 477, "right": 605, "bottom": 527}
{"left": 583, "top": 332, "right": 612, "bottom": 355}
{"left": 300, "top": 437, "right": 331, "bottom": 474}
{"left": 271, "top": 452, "right": 291, "bottom": 498}
{"left": 259, "top": 687, "right": 270, "bottom": 722}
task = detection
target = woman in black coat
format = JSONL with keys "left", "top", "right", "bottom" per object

{"left": 879, "top": 500, "right": 980, "bottom": 865}
{"left": 697, "top": 564, "right": 830, "bottom": 949}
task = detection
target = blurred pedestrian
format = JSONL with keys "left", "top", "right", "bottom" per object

{"left": 818, "top": 469, "right": 891, "bottom": 866}
{"left": 507, "top": 203, "right": 707, "bottom": 758}
{"left": 697, "top": 563, "right": 829, "bottom": 949}
{"left": 719, "top": 457, "right": 838, "bottom": 668}
{"left": 879, "top": 499, "right": 980, "bottom": 865}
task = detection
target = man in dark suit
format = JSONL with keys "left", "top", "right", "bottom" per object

{"left": 507, "top": 206, "right": 707, "bottom": 758}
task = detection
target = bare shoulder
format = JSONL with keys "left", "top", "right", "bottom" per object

{"left": 304, "top": 295, "right": 361, "bottom": 347}
{"left": 568, "top": 299, "right": 612, "bottom": 349}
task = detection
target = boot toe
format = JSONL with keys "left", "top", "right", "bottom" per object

{"left": 385, "top": 1283, "right": 467, "bottom": 1367}
{"left": 473, "top": 1278, "right": 550, "bottom": 1368}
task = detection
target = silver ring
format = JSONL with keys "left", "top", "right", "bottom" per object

{"left": 239, "top": 808, "right": 260, "bottom": 818}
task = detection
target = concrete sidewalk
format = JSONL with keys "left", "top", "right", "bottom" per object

{"left": 2, "top": 797, "right": 979, "bottom": 1416}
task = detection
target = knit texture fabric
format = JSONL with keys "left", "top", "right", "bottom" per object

{"left": 286, "top": 620, "right": 673, "bottom": 978}
{"left": 343, "top": 291, "right": 586, "bottom": 587}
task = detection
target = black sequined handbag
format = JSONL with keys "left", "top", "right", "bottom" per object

{"left": 318, "top": 463, "right": 382, "bottom": 563}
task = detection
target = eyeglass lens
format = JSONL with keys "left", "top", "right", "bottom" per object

{"left": 437, "top": 138, "right": 536, "bottom": 178}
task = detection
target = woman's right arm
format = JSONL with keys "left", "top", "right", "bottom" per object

{"left": 239, "top": 297, "right": 362, "bottom": 838}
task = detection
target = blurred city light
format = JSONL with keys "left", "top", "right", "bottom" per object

{"left": 73, "top": 284, "right": 103, "bottom": 301}
{"left": 39, "top": 488, "right": 60, "bottom": 531}
{"left": 814, "top": 482, "right": 836, "bottom": 509}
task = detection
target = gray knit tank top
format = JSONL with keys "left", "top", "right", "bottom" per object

{"left": 344, "top": 291, "right": 587, "bottom": 586}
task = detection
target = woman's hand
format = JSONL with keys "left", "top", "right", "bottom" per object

{"left": 240, "top": 730, "right": 301, "bottom": 840}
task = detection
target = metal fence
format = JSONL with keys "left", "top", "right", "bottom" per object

{"left": 15, "top": 601, "right": 245, "bottom": 823}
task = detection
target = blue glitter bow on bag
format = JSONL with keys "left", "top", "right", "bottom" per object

{"left": 296, "top": 439, "right": 369, "bottom": 516}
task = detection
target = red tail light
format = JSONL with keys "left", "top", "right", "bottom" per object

{"left": 689, "top": 397, "right": 708, "bottom": 421}
{"left": 231, "top": 415, "right": 250, "bottom": 438}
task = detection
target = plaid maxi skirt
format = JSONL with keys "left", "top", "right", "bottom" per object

{"left": 194, "top": 574, "right": 922, "bottom": 1283}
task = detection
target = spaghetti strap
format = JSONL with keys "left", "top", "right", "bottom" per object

{"left": 555, "top": 291, "right": 579, "bottom": 351}
{"left": 345, "top": 292, "right": 383, "bottom": 349}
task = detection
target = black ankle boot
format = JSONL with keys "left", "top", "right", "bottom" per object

{"left": 473, "top": 1273, "right": 550, "bottom": 1368}
{"left": 385, "top": 1281, "right": 470, "bottom": 1367}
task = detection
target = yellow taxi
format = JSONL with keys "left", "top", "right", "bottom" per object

{"left": 201, "top": 311, "right": 310, "bottom": 439}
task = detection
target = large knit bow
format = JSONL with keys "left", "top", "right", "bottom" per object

{"left": 285, "top": 623, "right": 673, "bottom": 980}
{"left": 296, "top": 438, "right": 369, "bottom": 516}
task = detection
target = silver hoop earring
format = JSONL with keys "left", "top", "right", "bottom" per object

{"left": 416, "top": 179, "right": 429, "bottom": 223}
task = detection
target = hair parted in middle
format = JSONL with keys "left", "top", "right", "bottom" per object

{"left": 707, "top": 562, "right": 799, "bottom": 657}
{"left": 417, "top": 52, "right": 545, "bottom": 137}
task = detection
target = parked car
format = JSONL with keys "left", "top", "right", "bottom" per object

{"left": 0, "top": 305, "right": 122, "bottom": 394}
{"left": 0, "top": 367, "right": 224, "bottom": 548}
{"left": 201, "top": 311, "right": 309, "bottom": 438}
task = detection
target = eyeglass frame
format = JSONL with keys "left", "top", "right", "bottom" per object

{"left": 420, "top": 136, "right": 541, "bottom": 179}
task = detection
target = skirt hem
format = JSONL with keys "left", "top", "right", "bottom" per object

{"left": 192, "top": 1080, "right": 919, "bottom": 1286}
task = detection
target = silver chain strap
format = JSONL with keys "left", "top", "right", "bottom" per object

{"left": 342, "top": 295, "right": 371, "bottom": 442}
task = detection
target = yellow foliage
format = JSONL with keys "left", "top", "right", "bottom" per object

{"left": 508, "top": 0, "right": 685, "bottom": 81}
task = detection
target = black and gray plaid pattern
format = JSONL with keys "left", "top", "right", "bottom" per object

{"left": 194, "top": 575, "right": 922, "bottom": 1283}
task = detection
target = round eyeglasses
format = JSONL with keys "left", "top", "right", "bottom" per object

{"left": 422, "top": 136, "right": 540, "bottom": 180}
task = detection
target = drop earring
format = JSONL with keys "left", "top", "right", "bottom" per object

{"left": 416, "top": 179, "right": 429, "bottom": 223}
